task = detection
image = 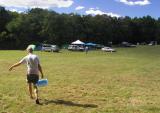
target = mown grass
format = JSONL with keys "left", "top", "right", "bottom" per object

{"left": 0, "top": 46, "right": 160, "bottom": 113}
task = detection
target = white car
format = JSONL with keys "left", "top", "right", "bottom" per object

{"left": 68, "top": 45, "right": 84, "bottom": 51}
{"left": 101, "top": 47, "right": 116, "bottom": 52}
{"left": 41, "top": 44, "right": 59, "bottom": 52}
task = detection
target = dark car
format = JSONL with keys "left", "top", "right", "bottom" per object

{"left": 121, "top": 42, "right": 136, "bottom": 47}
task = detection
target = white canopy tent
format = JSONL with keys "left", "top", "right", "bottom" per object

{"left": 71, "top": 40, "right": 85, "bottom": 45}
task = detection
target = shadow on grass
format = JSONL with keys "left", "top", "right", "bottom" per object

{"left": 42, "top": 99, "right": 98, "bottom": 108}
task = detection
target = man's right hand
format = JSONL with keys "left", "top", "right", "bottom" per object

{"left": 9, "top": 67, "right": 13, "bottom": 71}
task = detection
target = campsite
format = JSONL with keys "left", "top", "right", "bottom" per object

{"left": 1, "top": 0, "right": 160, "bottom": 113}
{"left": 0, "top": 45, "right": 160, "bottom": 113}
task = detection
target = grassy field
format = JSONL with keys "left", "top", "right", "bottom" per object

{"left": 0, "top": 46, "right": 160, "bottom": 113}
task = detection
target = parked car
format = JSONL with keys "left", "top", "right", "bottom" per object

{"left": 41, "top": 44, "right": 59, "bottom": 52}
{"left": 101, "top": 47, "right": 116, "bottom": 52}
{"left": 95, "top": 44, "right": 105, "bottom": 49}
{"left": 121, "top": 42, "right": 136, "bottom": 47}
{"left": 148, "top": 41, "right": 157, "bottom": 46}
{"left": 68, "top": 45, "right": 84, "bottom": 51}
{"left": 68, "top": 45, "right": 76, "bottom": 51}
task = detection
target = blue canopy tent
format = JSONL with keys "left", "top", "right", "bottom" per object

{"left": 85, "top": 43, "right": 97, "bottom": 50}
{"left": 85, "top": 43, "right": 97, "bottom": 46}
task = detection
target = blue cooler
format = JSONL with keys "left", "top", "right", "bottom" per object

{"left": 37, "top": 79, "right": 48, "bottom": 87}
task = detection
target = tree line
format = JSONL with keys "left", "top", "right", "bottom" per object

{"left": 0, "top": 6, "right": 160, "bottom": 49}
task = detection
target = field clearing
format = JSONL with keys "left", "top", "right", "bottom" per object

{"left": 0, "top": 46, "right": 160, "bottom": 113}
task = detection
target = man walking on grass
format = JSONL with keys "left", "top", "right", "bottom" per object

{"left": 9, "top": 46, "right": 44, "bottom": 104}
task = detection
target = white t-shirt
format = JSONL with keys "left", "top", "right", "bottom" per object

{"left": 20, "top": 53, "right": 40, "bottom": 75}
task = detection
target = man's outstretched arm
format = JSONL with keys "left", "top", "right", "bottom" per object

{"left": 9, "top": 62, "right": 22, "bottom": 71}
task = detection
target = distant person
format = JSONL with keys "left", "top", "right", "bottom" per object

{"left": 85, "top": 46, "right": 89, "bottom": 54}
{"left": 9, "top": 46, "right": 44, "bottom": 104}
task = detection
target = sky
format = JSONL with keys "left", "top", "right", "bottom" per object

{"left": 0, "top": 0, "right": 159, "bottom": 18}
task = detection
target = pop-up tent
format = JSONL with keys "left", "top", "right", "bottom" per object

{"left": 85, "top": 42, "right": 97, "bottom": 50}
{"left": 85, "top": 43, "right": 97, "bottom": 46}
{"left": 71, "top": 40, "right": 85, "bottom": 45}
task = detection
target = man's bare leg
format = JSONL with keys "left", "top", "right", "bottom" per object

{"left": 34, "top": 85, "right": 40, "bottom": 104}
{"left": 28, "top": 83, "right": 33, "bottom": 99}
